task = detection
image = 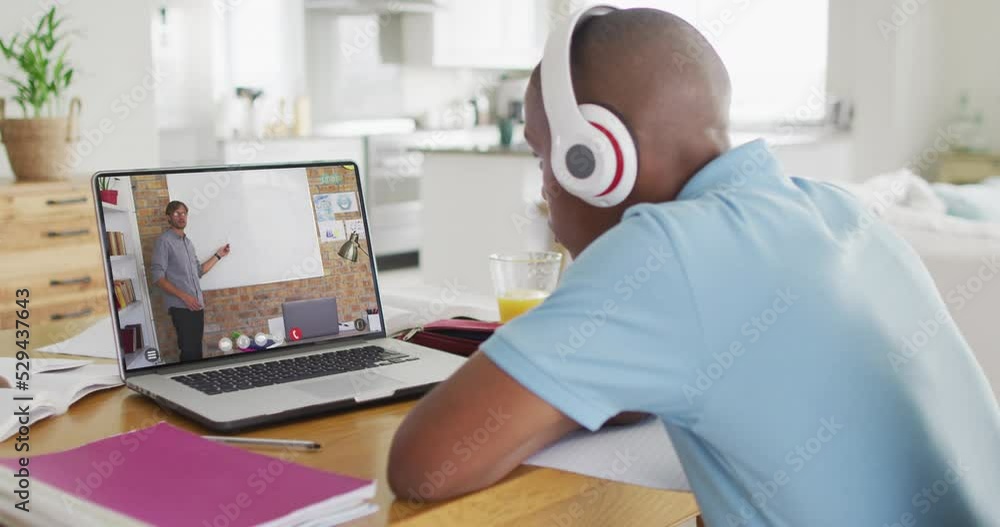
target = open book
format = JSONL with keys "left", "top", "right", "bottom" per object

{"left": 0, "top": 358, "right": 123, "bottom": 442}
{"left": 0, "top": 423, "right": 377, "bottom": 527}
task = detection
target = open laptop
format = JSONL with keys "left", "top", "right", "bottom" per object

{"left": 283, "top": 298, "right": 339, "bottom": 340}
{"left": 92, "top": 161, "right": 465, "bottom": 432}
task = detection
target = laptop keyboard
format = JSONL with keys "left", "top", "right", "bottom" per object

{"left": 172, "top": 345, "right": 418, "bottom": 396}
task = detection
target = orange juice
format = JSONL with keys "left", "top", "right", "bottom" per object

{"left": 497, "top": 289, "right": 550, "bottom": 322}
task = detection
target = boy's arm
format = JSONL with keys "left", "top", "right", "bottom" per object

{"left": 387, "top": 352, "right": 580, "bottom": 501}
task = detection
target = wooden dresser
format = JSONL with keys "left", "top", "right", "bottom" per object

{"left": 0, "top": 181, "right": 110, "bottom": 329}
{"left": 936, "top": 151, "right": 1000, "bottom": 184}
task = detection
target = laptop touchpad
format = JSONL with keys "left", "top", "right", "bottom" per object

{"left": 292, "top": 373, "right": 404, "bottom": 401}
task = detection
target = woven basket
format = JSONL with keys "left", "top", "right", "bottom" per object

{"left": 0, "top": 97, "right": 82, "bottom": 182}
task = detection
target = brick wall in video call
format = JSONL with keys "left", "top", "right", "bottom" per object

{"left": 132, "top": 166, "right": 377, "bottom": 362}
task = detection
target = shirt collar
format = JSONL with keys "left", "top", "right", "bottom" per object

{"left": 677, "top": 139, "right": 780, "bottom": 201}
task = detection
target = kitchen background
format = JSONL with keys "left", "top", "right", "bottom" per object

{"left": 2, "top": 0, "right": 997, "bottom": 278}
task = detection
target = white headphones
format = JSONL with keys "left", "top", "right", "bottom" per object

{"left": 541, "top": 3, "right": 638, "bottom": 208}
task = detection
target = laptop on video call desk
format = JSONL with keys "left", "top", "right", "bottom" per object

{"left": 92, "top": 161, "right": 465, "bottom": 431}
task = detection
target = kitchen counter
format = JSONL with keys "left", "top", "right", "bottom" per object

{"left": 413, "top": 144, "right": 534, "bottom": 157}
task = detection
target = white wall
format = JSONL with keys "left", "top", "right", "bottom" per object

{"left": 940, "top": 0, "right": 1000, "bottom": 151}
{"left": 155, "top": 0, "right": 306, "bottom": 165}
{"left": 830, "top": 0, "right": 994, "bottom": 181}
{"left": 305, "top": 12, "right": 505, "bottom": 124}
{"left": 225, "top": 0, "right": 307, "bottom": 125}
{"left": 154, "top": 0, "right": 226, "bottom": 166}
{"left": 0, "top": 0, "right": 159, "bottom": 181}
{"left": 306, "top": 13, "right": 405, "bottom": 122}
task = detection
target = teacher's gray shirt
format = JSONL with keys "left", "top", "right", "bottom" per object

{"left": 150, "top": 230, "right": 205, "bottom": 310}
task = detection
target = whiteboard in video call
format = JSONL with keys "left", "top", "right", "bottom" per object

{"left": 165, "top": 168, "right": 324, "bottom": 291}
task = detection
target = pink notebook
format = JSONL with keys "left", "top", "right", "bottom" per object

{"left": 1, "top": 422, "right": 375, "bottom": 526}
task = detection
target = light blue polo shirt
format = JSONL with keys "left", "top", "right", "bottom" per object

{"left": 481, "top": 140, "right": 1000, "bottom": 526}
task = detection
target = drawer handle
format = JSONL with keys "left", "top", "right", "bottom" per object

{"left": 46, "top": 228, "right": 90, "bottom": 238}
{"left": 50, "top": 308, "right": 93, "bottom": 321}
{"left": 46, "top": 197, "right": 87, "bottom": 206}
{"left": 50, "top": 276, "right": 93, "bottom": 286}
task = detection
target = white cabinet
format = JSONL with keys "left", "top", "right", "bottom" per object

{"left": 396, "top": 0, "right": 547, "bottom": 69}
{"left": 218, "top": 137, "right": 367, "bottom": 181}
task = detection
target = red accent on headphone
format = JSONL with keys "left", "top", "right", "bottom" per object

{"left": 590, "top": 122, "right": 624, "bottom": 197}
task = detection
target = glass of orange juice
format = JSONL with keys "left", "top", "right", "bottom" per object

{"left": 489, "top": 251, "right": 562, "bottom": 323}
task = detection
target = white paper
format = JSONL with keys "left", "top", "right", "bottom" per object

{"left": 0, "top": 363, "right": 123, "bottom": 442}
{"left": 379, "top": 288, "right": 499, "bottom": 326}
{"left": 0, "top": 358, "right": 90, "bottom": 375}
{"left": 344, "top": 219, "right": 366, "bottom": 238}
{"left": 37, "top": 317, "right": 118, "bottom": 359}
{"left": 317, "top": 220, "right": 346, "bottom": 243}
{"left": 313, "top": 192, "right": 358, "bottom": 221}
{"left": 291, "top": 502, "right": 378, "bottom": 527}
{"left": 525, "top": 418, "right": 690, "bottom": 492}
{"left": 268, "top": 317, "right": 286, "bottom": 340}
{"left": 330, "top": 192, "right": 358, "bottom": 213}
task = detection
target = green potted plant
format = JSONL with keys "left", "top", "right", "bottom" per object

{"left": 98, "top": 176, "right": 119, "bottom": 205}
{"left": 0, "top": 7, "right": 81, "bottom": 182}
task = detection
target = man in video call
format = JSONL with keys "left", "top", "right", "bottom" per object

{"left": 151, "top": 200, "right": 231, "bottom": 363}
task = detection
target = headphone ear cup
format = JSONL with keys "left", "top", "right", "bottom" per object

{"left": 577, "top": 104, "right": 638, "bottom": 207}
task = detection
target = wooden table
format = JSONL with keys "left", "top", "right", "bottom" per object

{"left": 0, "top": 319, "right": 700, "bottom": 526}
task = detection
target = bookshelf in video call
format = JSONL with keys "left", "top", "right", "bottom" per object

{"left": 103, "top": 181, "right": 160, "bottom": 368}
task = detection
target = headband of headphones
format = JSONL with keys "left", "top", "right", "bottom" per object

{"left": 540, "top": 3, "right": 638, "bottom": 208}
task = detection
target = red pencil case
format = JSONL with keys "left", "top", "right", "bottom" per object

{"left": 394, "top": 317, "right": 502, "bottom": 357}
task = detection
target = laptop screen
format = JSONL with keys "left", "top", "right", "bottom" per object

{"left": 94, "top": 162, "right": 385, "bottom": 372}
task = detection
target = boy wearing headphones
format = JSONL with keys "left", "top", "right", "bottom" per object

{"left": 389, "top": 5, "right": 1000, "bottom": 526}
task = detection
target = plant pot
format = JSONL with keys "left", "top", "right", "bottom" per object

{"left": 99, "top": 189, "right": 119, "bottom": 205}
{"left": 0, "top": 97, "right": 82, "bottom": 182}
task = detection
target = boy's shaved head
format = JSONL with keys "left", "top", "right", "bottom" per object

{"left": 526, "top": 8, "right": 732, "bottom": 256}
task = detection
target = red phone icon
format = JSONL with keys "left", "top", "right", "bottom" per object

{"left": 289, "top": 327, "right": 303, "bottom": 341}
